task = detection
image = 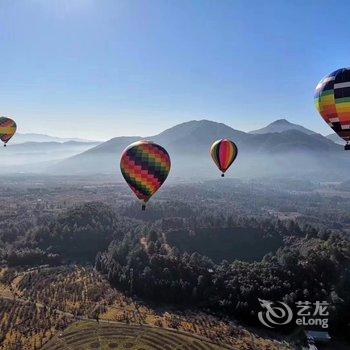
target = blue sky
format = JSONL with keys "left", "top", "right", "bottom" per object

{"left": 0, "top": 0, "right": 349, "bottom": 140}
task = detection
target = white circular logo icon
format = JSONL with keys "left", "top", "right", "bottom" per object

{"left": 258, "top": 299, "right": 293, "bottom": 328}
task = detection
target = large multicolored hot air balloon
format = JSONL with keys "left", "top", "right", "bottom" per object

{"left": 315, "top": 68, "right": 350, "bottom": 150}
{"left": 0, "top": 116, "right": 17, "bottom": 147}
{"left": 120, "top": 140, "right": 171, "bottom": 210}
{"left": 210, "top": 139, "right": 238, "bottom": 177}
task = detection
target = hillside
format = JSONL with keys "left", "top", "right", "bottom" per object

{"left": 327, "top": 133, "right": 345, "bottom": 145}
{"left": 27, "top": 203, "right": 120, "bottom": 261}
{"left": 50, "top": 119, "right": 346, "bottom": 180}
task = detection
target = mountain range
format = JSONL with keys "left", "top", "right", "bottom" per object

{"left": 3, "top": 119, "right": 348, "bottom": 180}
{"left": 46, "top": 119, "right": 348, "bottom": 181}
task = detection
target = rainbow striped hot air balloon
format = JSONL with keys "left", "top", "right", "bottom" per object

{"left": 315, "top": 68, "right": 350, "bottom": 150}
{"left": 120, "top": 140, "right": 171, "bottom": 210}
{"left": 0, "top": 116, "right": 17, "bottom": 147}
{"left": 210, "top": 139, "right": 238, "bottom": 177}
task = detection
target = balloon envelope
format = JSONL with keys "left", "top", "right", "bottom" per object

{"left": 315, "top": 68, "right": 350, "bottom": 144}
{"left": 210, "top": 139, "right": 238, "bottom": 176}
{"left": 120, "top": 140, "right": 171, "bottom": 204}
{"left": 0, "top": 117, "right": 16, "bottom": 145}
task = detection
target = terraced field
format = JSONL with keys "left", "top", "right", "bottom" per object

{"left": 42, "top": 321, "right": 231, "bottom": 350}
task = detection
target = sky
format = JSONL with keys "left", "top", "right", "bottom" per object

{"left": 0, "top": 0, "right": 350, "bottom": 140}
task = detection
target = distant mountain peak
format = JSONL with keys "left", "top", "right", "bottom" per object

{"left": 157, "top": 119, "right": 242, "bottom": 135}
{"left": 271, "top": 118, "right": 290, "bottom": 124}
{"left": 160, "top": 119, "right": 227, "bottom": 130}
{"left": 250, "top": 119, "right": 316, "bottom": 135}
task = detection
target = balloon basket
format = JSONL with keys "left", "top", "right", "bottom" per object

{"left": 345, "top": 144, "right": 350, "bottom": 151}
{"left": 3, "top": 144, "right": 6, "bottom": 147}
{"left": 221, "top": 173, "right": 225, "bottom": 177}
{"left": 142, "top": 204, "right": 146, "bottom": 211}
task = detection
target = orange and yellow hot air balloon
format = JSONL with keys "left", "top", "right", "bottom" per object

{"left": 0, "top": 117, "right": 16, "bottom": 147}
{"left": 120, "top": 140, "right": 171, "bottom": 210}
{"left": 210, "top": 139, "right": 238, "bottom": 177}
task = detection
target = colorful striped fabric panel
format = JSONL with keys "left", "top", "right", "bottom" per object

{"left": 315, "top": 68, "right": 350, "bottom": 141}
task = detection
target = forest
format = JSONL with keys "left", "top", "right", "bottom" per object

{"left": 96, "top": 217, "right": 350, "bottom": 336}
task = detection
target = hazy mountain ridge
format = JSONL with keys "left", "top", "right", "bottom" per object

{"left": 1, "top": 140, "right": 101, "bottom": 172}
{"left": 6, "top": 140, "right": 100, "bottom": 150}
{"left": 50, "top": 119, "right": 346, "bottom": 180}
{"left": 11, "top": 133, "right": 99, "bottom": 144}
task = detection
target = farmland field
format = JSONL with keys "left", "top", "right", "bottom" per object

{"left": 42, "top": 321, "right": 230, "bottom": 350}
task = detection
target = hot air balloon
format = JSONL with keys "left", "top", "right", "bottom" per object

{"left": 315, "top": 68, "right": 350, "bottom": 150}
{"left": 120, "top": 140, "right": 171, "bottom": 210}
{"left": 210, "top": 139, "right": 238, "bottom": 177}
{"left": 0, "top": 116, "right": 17, "bottom": 147}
